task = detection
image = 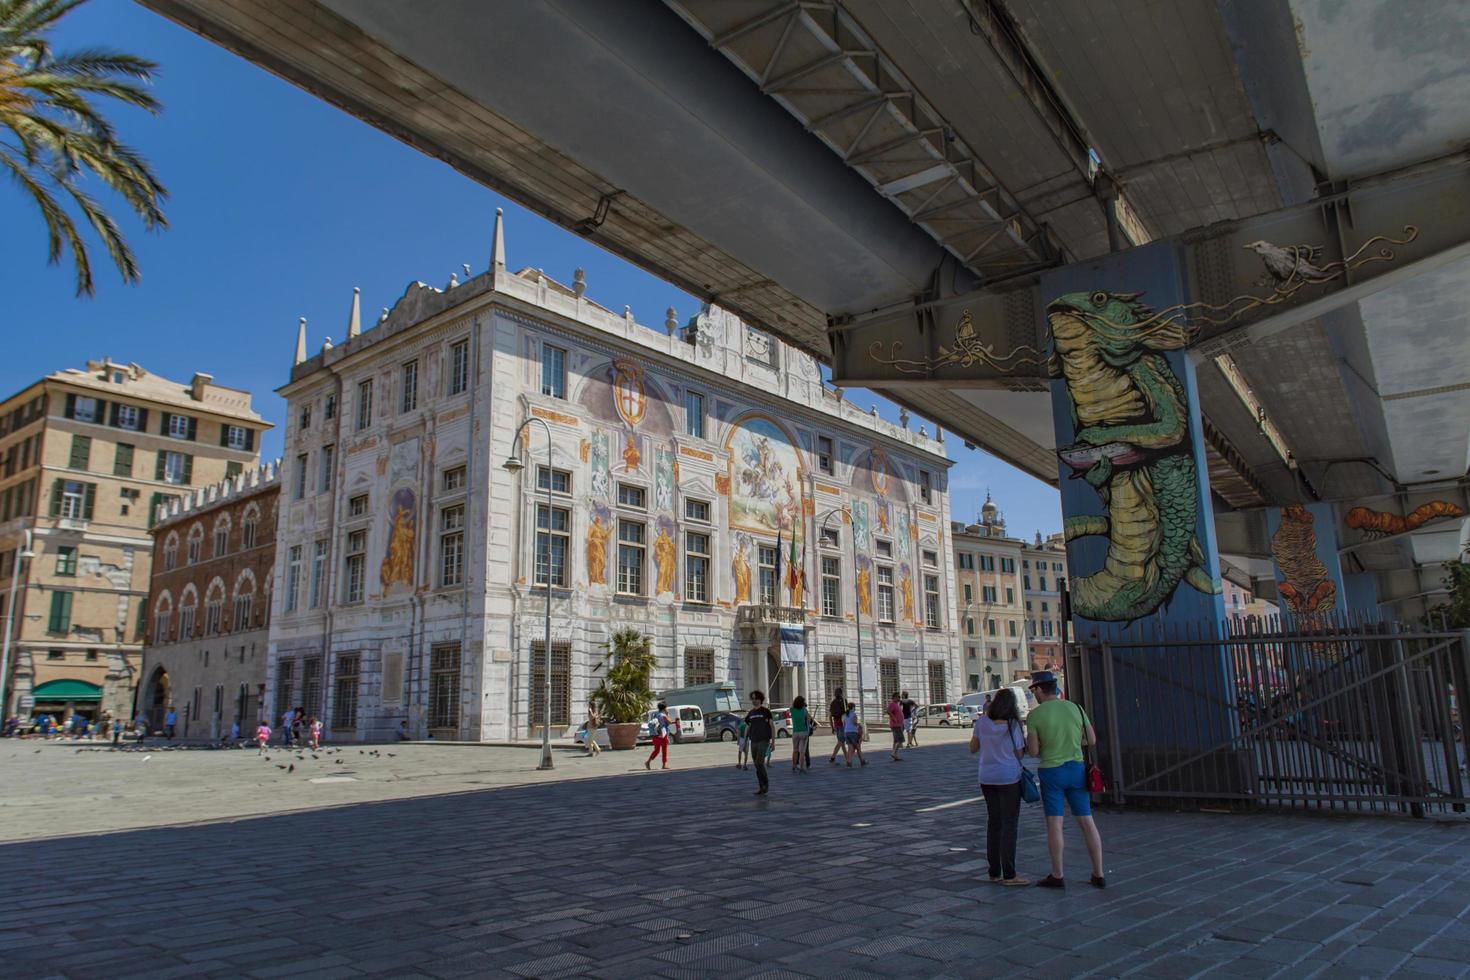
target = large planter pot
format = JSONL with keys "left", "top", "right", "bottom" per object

{"left": 606, "top": 722, "right": 642, "bottom": 750}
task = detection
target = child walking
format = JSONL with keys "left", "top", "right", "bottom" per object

{"left": 843, "top": 701, "right": 866, "bottom": 767}
{"left": 255, "top": 720, "right": 272, "bottom": 753}
{"left": 309, "top": 716, "right": 323, "bottom": 750}
{"left": 736, "top": 716, "right": 750, "bottom": 770}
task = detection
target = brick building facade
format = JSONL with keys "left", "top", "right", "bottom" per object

{"left": 139, "top": 463, "right": 279, "bottom": 737}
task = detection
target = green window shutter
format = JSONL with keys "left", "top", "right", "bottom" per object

{"left": 82, "top": 482, "right": 95, "bottom": 519}
{"left": 182, "top": 454, "right": 193, "bottom": 485}
{"left": 137, "top": 408, "right": 149, "bottom": 433}
{"left": 49, "top": 591, "right": 72, "bottom": 633}
{"left": 95, "top": 400, "right": 108, "bottom": 424}
{"left": 114, "top": 443, "right": 133, "bottom": 477}
{"left": 219, "top": 424, "right": 229, "bottom": 447}
{"left": 135, "top": 599, "right": 146, "bottom": 640}
{"left": 160, "top": 412, "right": 170, "bottom": 435}
{"left": 148, "top": 491, "right": 165, "bottom": 529}
{"left": 154, "top": 452, "right": 166, "bottom": 481}
{"left": 225, "top": 461, "right": 242, "bottom": 479}
{"left": 186, "top": 417, "right": 198, "bottom": 441}
{"left": 64, "top": 394, "right": 76, "bottom": 419}
{"left": 69, "top": 435, "right": 91, "bottom": 470}
{"left": 108, "top": 402, "right": 120, "bottom": 427}
{"left": 49, "top": 478, "right": 63, "bottom": 517}
{"left": 245, "top": 428, "right": 255, "bottom": 452}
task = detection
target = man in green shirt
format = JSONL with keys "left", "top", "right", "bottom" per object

{"left": 1024, "top": 671, "right": 1105, "bottom": 889}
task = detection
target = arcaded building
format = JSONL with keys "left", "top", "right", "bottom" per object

{"left": 267, "top": 214, "right": 958, "bottom": 742}
{"left": 140, "top": 462, "right": 279, "bottom": 737}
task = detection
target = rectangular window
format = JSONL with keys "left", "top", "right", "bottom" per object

{"left": 294, "top": 454, "right": 308, "bottom": 499}
{"left": 55, "top": 546, "right": 77, "bottom": 577}
{"left": 1008, "top": 620, "right": 1018, "bottom": 637}
{"left": 541, "top": 344, "right": 566, "bottom": 398}
{"left": 928, "top": 661, "right": 947, "bottom": 703}
{"left": 115, "top": 403, "right": 139, "bottom": 430}
{"left": 823, "top": 656, "right": 846, "bottom": 708}
{"left": 987, "top": 618, "right": 997, "bottom": 636}
{"left": 616, "top": 520, "right": 645, "bottom": 595}
{"left": 963, "top": 583, "right": 973, "bottom": 604}
{"left": 922, "top": 549, "right": 938, "bottom": 567}
{"left": 323, "top": 394, "right": 336, "bottom": 420}
{"left": 225, "top": 461, "right": 242, "bottom": 480}
{"left": 1053, "top": 562, "right": 1062, "bottom": 572}
{"left": 301, "top": 657, "right": 323, "bottom": 718}
{"left": 59, "top": 480, "right": 90, "bottom": 519}
{"left": 319, "top": 445, "right": 334, "bottom": 493}
{"left": 816, "top": 435, "right": 833, "bottom": 474}
{"left": 684, "top": 531, "right": 710, "bottom": 603}
{"left": 821, "top": 555, "right": 841, "bottom": 618}
{"left": 1024, "top": 574, "right": 1031, "bottom": 590}
{"left": 1006, "top": 587, "right": 1015, "bottom": 604}
{"left": 876, "top": 565, "right": 895, "bottom": 622}
{"left": 758, "top": 544, "right": 778, "bottom": 605}
{"left": 684, "top": 648, "right": 714, "bottom": 686}
{"left": 275, "top": 660, "right": 294, "bottom": 718}
{"left": 1001, "top": 557, "right": 1016, "bottom": 573}
{"left": 348, "top": 494, "right": 368, "bottom": 518}
{"left": 924, "top": 574, "right": 941, "bottom": 629}
{"left": 966, "top": 618, "right": 975, "bottom": 635}
{"left": 819, "top": 526, "right": 840, "bottom": 549}
{"left": 113, "top": 443, "right": 133, "bottom": 477}
{"left": 68, "top": 434, "right": 91, "bottom": 470}
{"left": 309, "top": 540, "right": 326, "bottom": 608}
{"left": 48, "top": 591, "right": 73, "bottom": 633}
{"left": 449, "top": 339, "right": 469, "bottom": 395}
{"left": 535, "top": 504, "right": 569, "bottom": 588}
{"left": 401, "top": 360, "right": 418, "bottom": 412}
{"left": 919, "top": 470, "right": 932, "bottom": 504}
{"left": 880, "top": 659, "right": 899, "bottom": 701}
{"left": 442, "top": 466, "right": 466, "bottom": 493}
{"left": 982, "top": 585, "right": 997, "bottom": 603}
{"left": 225, "top": 425, "right": 248, "bottom": 450}
{"left": 300, "top": 405, "right": 311, "bottom": 430}
{"left": 332, "top": 653, "right": 360, "bottom": 730}
{"left": 684, "top": 498, "right": 710, "bottom": 523}
{"left": 617, "top": 483, "right": 646, "bottom": 510}
{"left": 685, "top": 389, "right": 704, "bottom": 438}
{"left": 162, "top": 451, "right": 190, "bottom": 485}
{"left": 440, "top": 504, "right": 465, "bottom": 587}
{"left": 429, "top": 644, "right": 463, "bottom": 733}
{"left": 980, "top": 554, "right": 995, "bottom": 572}
{"left": 1039, "top": 576, "right": 1048, "bottom": 591}
{"left": 167, "top": 413, "right": 192, "bottom": 440}
{"left": 875, "top": 539, "right": 892, "bottom": 559}
{"left": 536, "top": 466, "right": 571, "bottom": 495}
{"left": 344, "top": 530, "right": 366, "bottom": 603}
{"left": 528, "top": 641, "right": 570, "bottom": 727}
{"left": 356, "top": 380, "right": 373, "bottom": 430}
{"left": 73, "top": 397, "right": 99, "bottom": 423}
{"left": 1041, "top": 601, "right": 1049, "bottom": 613}
{"left": 958, "top": 553, "right": 974, "bottom": 570}
{"left": 285, "top": 545, "right": 302, "bottom": 612}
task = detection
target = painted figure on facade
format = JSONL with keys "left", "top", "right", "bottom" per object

{"left": 733, "top": 535, "right": 752, "bottom": 604}
{"left": 1048, "top": 290, "right": 1218, "bottom": 621}
{"left": 622, "top": 433, "right": 641, "bottom": 472}
{"left": 728, "top": 416, "right": 801, "bottom": 533}
{"left": 876, "top": 501, "right": 890, "bottom": 535}
{"left": 590, "top": 430, "right": 611, "bottom": 498}
{"left": 654, "top": 518, "right": 676, "bottom": 595}
{"left": 587, "top": 506, "right": 610, "bottom": 586}
{"left": 1270, "top": 505, "right": 1337, "bottom": 619}
{"left": 870, "top": 448, "right": 890, "bottom": 497}
{"left": 655, "top": 449, "right": 674, "bottom": 512}
{"left": 380, "top": 488, "right": 416, "bottom": 588}
{"left": 855, "top": 554, "right": 872, "bottom": 617}
{"left": 899, "top": 563, "right": 915, "bottom": 622}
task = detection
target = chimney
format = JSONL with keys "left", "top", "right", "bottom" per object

{"left": 190, "top": 372, "right": 213, "bottom": 402}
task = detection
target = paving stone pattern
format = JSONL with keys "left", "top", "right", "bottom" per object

{"left": 2, "top": 740, "right": 1469, "bottom": 978}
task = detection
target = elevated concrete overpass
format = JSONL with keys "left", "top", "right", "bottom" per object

{"left": 141, "top": 0, "right": 1470, "bottom": 621}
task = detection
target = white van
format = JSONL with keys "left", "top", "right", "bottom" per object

{"left": 960, "top": 683, "right": 1037, "bottom": 721}
{"left": 643, "top": 705, "right": 705, "bottom": 743}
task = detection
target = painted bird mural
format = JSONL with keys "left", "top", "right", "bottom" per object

{"left": 1243, "top": 240, "right": 1337, "bottom": 286}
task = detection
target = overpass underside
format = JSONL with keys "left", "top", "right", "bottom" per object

{"left": 142, "top": 0, "right": 1470, "bottom": 620}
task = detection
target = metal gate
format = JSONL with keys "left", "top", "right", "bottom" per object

{"left": 1068, "top": 622, "right": 1470, "bottom": 815}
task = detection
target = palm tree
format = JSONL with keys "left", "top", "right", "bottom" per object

{"left": 591, "top": 627, "right": 655, "bottom": 724}
{"left": 2, "top": 0, "right": 167, "bottom": 295}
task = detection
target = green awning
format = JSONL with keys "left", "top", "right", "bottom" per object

{"left": 31, "top": 679, "right": 103, "bottom": 702}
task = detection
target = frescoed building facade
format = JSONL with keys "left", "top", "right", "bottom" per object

{"left": 267, "top": 215, "right": 958, "bottom": 741}
{"left": 951, "top": 494, "right": 1028, "bottom": 692}
{"left": 139, "top": 462, "right": 279, "bottom": 737}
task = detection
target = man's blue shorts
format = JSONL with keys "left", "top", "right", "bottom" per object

{"left": 1038, "top": 761, "right": 1092, "bottom": 817}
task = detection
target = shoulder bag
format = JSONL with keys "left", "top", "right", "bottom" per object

{"left": 1010, "top": 718, "right": 1041, "bottom": 804}
{"left": 1074, "top": 702, "right": 1106, "bottom": 794}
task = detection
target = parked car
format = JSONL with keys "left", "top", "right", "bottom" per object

{"left": 953, "top": 704, "right": 981, "bottom": 725}
{"left": 769, "top": 707, "right": 793, "bottom": 739}
{"left": 639, "top": 705, "right": 705, "bottom": 743}
{"left": 915, "top": 703, "right": 962, "bottom": 726}
{"left": 704, "top": 710, "right": 743, "bottom": 742}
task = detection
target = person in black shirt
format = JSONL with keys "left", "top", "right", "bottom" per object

{"left": 745, "top": 690, "right": 775, "bottom": 796}
{"left": 901, "top": 691, "right": 919, "bottom": 748}
{"left": 827, "top": 688, "right": 847, "bottom": 764}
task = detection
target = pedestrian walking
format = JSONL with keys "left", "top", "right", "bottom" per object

{"left": 745, "top": 690, "right": 775, "bottom": 795}
{"left": 827, "top": 688, "right": 847, "bottom": 764}
{"left": 736, "top": 717, "right": 750, "bottom": 769}
{"left": 133, "top": 710, "right": 147, "bottom": 743}
{"left": 309, "top": 716, "right": 323, "bottom": 750}
{"left": 280, "top": 707, "right": 294, "bottom": 747}
{"left": 886, "top": 692, "right": 906, "bottom": 761}
{"left": 164, "top": 706, "right": 177, "bottom": 740}
{"left": 790, "top": 695, "right": 812, "bottom": 771}
{"left": 292, "top": 707, "right": 305, "bottom": 746}
{"left": 970, "top": 687, "right": 1029, "bottom": 885}
{"left": 645, "top": 701, "right": 673, "bottom": 770}
{"left": 255, "top": 720, "right": 271, "bottom": 752}
{"left": 901, "top": 691, "right": 919, "bottom": 747}
{"left": 584, "top": 700, "right": 602, "bottom": 757}
{"left": 1025, "top": 671, "right": 1105, "bottom": 889}
{"left": 842, "top": 701, "right": 866, "bottom": 766}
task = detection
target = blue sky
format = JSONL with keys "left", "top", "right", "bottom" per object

{"left": 0, "top": 0, "right": 1061, "bottom": 538}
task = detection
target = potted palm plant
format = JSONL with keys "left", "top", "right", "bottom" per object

{"left": 593, "top": 627, "right": 655, "bottom": 750}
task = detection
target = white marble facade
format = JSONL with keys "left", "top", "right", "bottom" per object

{"left": 267, "top": 219, "right": 960, "bottom": 741}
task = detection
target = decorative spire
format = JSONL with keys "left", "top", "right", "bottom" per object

{"left": 490, "top": 207, "right": 506, "bottom": 273}
{"left": 665, "top": 307, "right": 678, "bottom": 336}
{"left": 293, "top": 317, "right": 307, "bottom": 366}
{"left": 573, "top": 268, "right": 586, "bottom": 297}
{"left": 347, "top": 286, "right": 361, "bottom": 338}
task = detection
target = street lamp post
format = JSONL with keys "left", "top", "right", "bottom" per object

{"left": 818, "top": 507, "right": 868, "bottom": 739}
{"left": 502, "top": 416, "right": 556, "bottom": 771}
{"left": 1, "top": 528, "right": 36, "bottom": 722}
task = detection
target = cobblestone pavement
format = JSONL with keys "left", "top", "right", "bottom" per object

{"left": 3, "top": 736, "right": 1468, "bottom": 979}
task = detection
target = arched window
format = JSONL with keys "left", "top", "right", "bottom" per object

{"left": 241, "top": 503, "right": 260, "bottom": 550}
{"left": 204, "top": 580, "right": 225, "bottom": 636}
{"left": 162, "top": 532, "right": 179, "bottom": 571}
{"left": 232, "top": 569, "right": 257, "bottom": 631}
{"left": 213, "top": 514, "right": 231, "bottom": 558}
{"left": 153, "top": 592, "right": 173, "bottom": 644}
{"left": 179, "top": 585, "right": 199, "bottom": 639}
{"left": 186, "top": 524, "right": 204, "bottom": 565}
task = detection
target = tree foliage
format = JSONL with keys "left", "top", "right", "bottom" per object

{"left": 1425, "top": 560, "right": 1470, "bottom": 630}
{"left": 1, "top": 0, "right": 168, "bottom": 295}
{"left": 591, "top": 627, "right": 654, "bottom": 724}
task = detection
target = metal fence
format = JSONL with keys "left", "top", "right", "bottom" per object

{"left": 1068, "top": 618, "right": 1470, "bottom": 816}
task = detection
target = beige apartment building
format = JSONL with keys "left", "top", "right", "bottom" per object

{"left": 951, "top": 494, "right": 1028, "bottom": 692}
{"left": 1022, "top": 530, "right": 1068, "bottom": 676}
{"left": 0, "top": 361, "right": 268, "bottom": 725}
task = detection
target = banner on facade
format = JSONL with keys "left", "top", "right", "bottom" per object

{"left": 779, "top": 626, "right": 805, "bottom": 666}
{"left": 859, "top": 659, "right": 877, "bottom": 691}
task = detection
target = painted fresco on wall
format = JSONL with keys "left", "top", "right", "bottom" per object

{"left": 851, "top": 500, "right": 870, "bottom": 552}
{"left": 388, "top": 437, "right": 420, "bottom": 487}
{"left": 654, "top": 516, "right": 676, "bottom": 595}
{"left": 870, "top": 447, "right": 890, "bottom": 497}
{"left": 876, "top": 501, "right": 891, "bottom": 536}
{"left": 1266, "top": 504, "right": 1340, "bottom": 621}
{"left": 380, "top": 487, "right": 416, "bottom": 589}
{"left": 726, "top": 414, "right": 802, "bottom": 533}
{"left": 732, "top": 533, "right": 752, "bottom": 604}
{"left": 899, "top": 562, "right": 915, "bottom": 623}
{"left": 655, "top": 449, "right": 674, "bottom": 512}
{"left": 855, "top": 554, "right": 873, "bottom": 617}
{"left": 1344, "top": 501, "right": 1464, "bottom": 539}
{"left": 1047, "top": 289, "right": 1220, "bottom": 621}
{"left": 587, "top": 502, "right": 610, "bottom": 587}
{"left": 590, "top": 430, "right": 610, "bottom": 498}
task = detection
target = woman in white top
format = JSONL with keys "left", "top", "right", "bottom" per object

{"left": 968, "top": 688, "right": 1029, "bottom": 885}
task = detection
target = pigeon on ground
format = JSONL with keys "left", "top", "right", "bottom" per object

{"left": 288, "top": 763, "right": 295, "bottom": 773}
{"left": 359, "top": 750, "right": 365, "bottom": 755}
{"left": 387, "top": 753, "right": 396, "bottom": 758}
{"left": 335, "top": 759, "right": 343, "bottom": 765}
{"left": 311, "top": 754, "right": 318, "bottom": 760}
{"left": 276, "top": 764, "right": 287, "bottom": 770}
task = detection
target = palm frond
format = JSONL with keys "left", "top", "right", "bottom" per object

{"left": 0, "top": 145, "right": 92, "bottom": 292}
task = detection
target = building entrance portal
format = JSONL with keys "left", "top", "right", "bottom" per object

{"left": 146, "top": 666, "right": 170, "bottom": 730}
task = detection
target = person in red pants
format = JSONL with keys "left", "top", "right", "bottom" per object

{"left": 645, "top": 701, "right": 674, "bottom": 770}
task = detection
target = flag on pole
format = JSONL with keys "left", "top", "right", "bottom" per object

{"left": 787, "top": 535, "right": 800, "bottom": 592}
